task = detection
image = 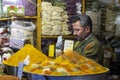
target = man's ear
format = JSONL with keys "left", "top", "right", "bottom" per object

{"left": 85, "top": 26, "right": 90, "bottom": 33}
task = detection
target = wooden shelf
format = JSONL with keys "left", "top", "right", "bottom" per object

{"left": 0, "top": 18, "right": 11, "bottom": 20}
{"left": 0, "top": 0, "right": 40, "bottom": 50}
{"left": 0, "top": 16, "right": 37, "bottom": 21}
{"left": 41, "top": 35, "right": 76, "bottom": 38}
{"left": 23, "top": 16, "right": 37, "bottom": 19}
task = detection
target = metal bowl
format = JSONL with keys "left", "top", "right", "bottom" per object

{"left": 4, "top": 65, "right": 18, "bottom": 76}
{"left": 26, "top": 68, "right": 109, "bottom": 80}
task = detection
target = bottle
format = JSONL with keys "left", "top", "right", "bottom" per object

{"left": 55, "top": 36, "right": 63, "bottom": 58}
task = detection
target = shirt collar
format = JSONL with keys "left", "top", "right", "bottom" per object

{"left": 85, "top": 33, "right": 92, "bottom": 40}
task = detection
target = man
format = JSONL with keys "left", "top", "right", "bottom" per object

{"left": 71, "top": 14, "right": 104, "bottom": 64}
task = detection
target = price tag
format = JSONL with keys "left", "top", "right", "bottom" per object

{"left": 48, "top": 44, "right": 55, "bottom": 57}
{"left": 17, "top": 62, "right": 24, "bottom": 80}
{"left": 63, "top": 40, "right": 74, "bottom": 53}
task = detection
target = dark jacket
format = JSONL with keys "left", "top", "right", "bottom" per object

{"left": 73, "top": 34, "right": 104, "bottom": 64}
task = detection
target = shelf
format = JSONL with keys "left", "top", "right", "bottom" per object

{"left": 0, "top": 18, "right": 11, "bottom": 20}
{"left": 41, "top": 35, "right": 76, "bottom": 38}
{"left": 0, "top": 16, "right": 37, "bottom": 21}
{"left": 22, "top": 16, "right": 37, "bottom": 19}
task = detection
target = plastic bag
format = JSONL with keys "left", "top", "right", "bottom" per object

{"left": 115, "top": 25, "right": 120, "bottom": 36}
{"left": 86, "top": 10, "right": 101, "bottom": 36}
{"left": 11, "top": 20, "right": 35, "bottom": 31}
{"left": 11, "top": 20, "right": 35, "bottom": 37}
{"left": 104, "top": 9, "right": 117, "bottom": 37}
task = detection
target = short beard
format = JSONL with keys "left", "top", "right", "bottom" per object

{"left": 77, "top": 33, "right": 89, "bottom": 41}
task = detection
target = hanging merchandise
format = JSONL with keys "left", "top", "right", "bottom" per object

{"left": 104, "top": 8, "right": 117, "bottom": 37}
{"left": 0, "top": 22, "right": 10, "bottom": 48}
{"left": 115, "top": 12, "right": 120, "bottom": 36}
{"left": 76, "top": 2, "right": 82, "bottom": 14}
{"left": 41, "top": 1, "right": 71, "bottom": 36}
{"left": 98, "top": 0, "right": 114, "bottom": 4}
{"left": 62, "top": 0, "right": 82, "bottom": 27}
{"left": 62, "top": 0, "right": 82, "bottom": 16}
{"left": 86, "top": 10, "right": 101, "bottom": 36}
{"left": 41, "top": 0, "right": 82, "bottom": 36}
{"left": 86, "top": 1, "right": 101, "bottom": 36}
{"left": 115, "top": 0, "right": 120, "bottom": 6}
{"left": 0, "top": 0, "right": 3, "bottom": 18}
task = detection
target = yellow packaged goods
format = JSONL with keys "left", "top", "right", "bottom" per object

{"left": 3, "top": 44, "right": 48, "bottom": 66}
{"left": 23, "top": 51, "right": 109, "bottom": 76}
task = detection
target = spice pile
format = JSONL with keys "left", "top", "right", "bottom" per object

{"left": 23, "top": 51, "right": 109, "bottom": 76}
{"left": 3, "top": 44, "right": 48, "bottom": 66}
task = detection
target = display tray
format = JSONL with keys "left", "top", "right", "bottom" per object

{"left": 25, "top": 68, "right": 109, "bottom": 80}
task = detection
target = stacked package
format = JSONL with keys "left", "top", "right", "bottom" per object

{"left": 105, "top": 9, "right": 116, "bottom": 37}
{"left": 86, "top": 10, "right": 101, "bottom": 36}
{"left": 0, "top": 0, "right": 3, "bottom": 18}
{"left": 2, "top": 0, "right": 36, "bottom": 17}
{"left": 42, "top": 2, "right": 71, "bottom": 36}
{"left": 115, "top": 13, "right": 120, "bottom": 37}
{"left": 86, "top": 1, "right": 102, "bottom": 36}
{"left": 62, "top": 0, "right": 82, "bottom": 27}
{"left": 0, "top": 21, "right": 11, "bottom": 47}
{"left": 10, "top": 20, "right": 35, "bottom": 49}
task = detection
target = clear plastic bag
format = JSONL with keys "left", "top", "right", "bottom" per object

{"left": 86, "top": 10, "right": 101, "bottom": 36}
{"left": 115, "top": 12, "right": 120, "bottom": 36}
{"left": 115, "top": 24, "right": 120, "bottom": 36}
{"left": 11, "top": 20, "right": 35, "bottom": 37}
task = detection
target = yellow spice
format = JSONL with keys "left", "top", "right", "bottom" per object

{"left": 3, "top": 44, "right": 48, "bottom": 66}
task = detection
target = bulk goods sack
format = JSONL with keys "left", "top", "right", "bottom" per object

{"left": 10, "top": 20, "right": 35, "bottom": 38}
{"left": 10, "top": 20, "right": 35, "bottom": 48}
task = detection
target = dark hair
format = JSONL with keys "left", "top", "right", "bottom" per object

{"left": 71, "top": 14, "right": 93, "bottom": 32}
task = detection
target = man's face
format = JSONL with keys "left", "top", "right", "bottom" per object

{"left": 72, "top": 21, "right": 90, "bottom": 40}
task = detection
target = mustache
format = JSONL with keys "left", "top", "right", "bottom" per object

{"left": 75, "top": 36, "right": 83, "bottom": 41}
{"left": 76, "top": 34, "right": 88, "bottom": 41}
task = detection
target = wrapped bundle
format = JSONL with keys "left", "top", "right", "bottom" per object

{"left": 115, "top": 13, "right": 120, "bottom": 36}
{"left": 41, "top": 1, "right": 52, "bottom": 10}
{"left": 42, "top": 25, "right": 53, "bottom": 35}
{"left": 115, "top": 25, "right": 120, "bottom": 36}
{"left": 52, "top": 6, "right": 64, "bottom": 12}
{"left": 86, "top": 10, "right": 101, "bottom": 36}
{"left": 0, "top": 0, "right": 3, "bottom": 18}
{"left": 41, "top": 1, "right": 71, "bottom": 35}
{"left": 42, "top": 11, "right": 52, "bottom": 19}
{"left": 51, "top": 25, "right": 62, "bottom": 35}
{"left": 104, "top": 9, "right": 116, "bottom": 37}
{"left": 51, "top": 21, "right": 63, "bottom": 25}
{"left": 61, "top": 30, "right": 71, "bottom": 35}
